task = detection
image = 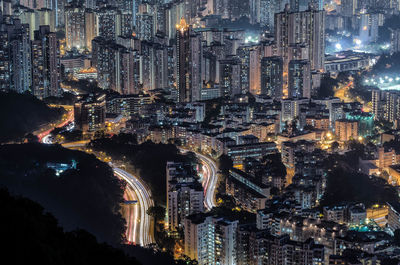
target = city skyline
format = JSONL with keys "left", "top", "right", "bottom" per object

{"left": 2, "top": 0, "right": 400, "bottom": 265}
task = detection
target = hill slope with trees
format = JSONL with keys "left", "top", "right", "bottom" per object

{"left": 0, "top": 143, "right": 126, "bottom": 245}
{"left": 0, "top": 91, "right": 64, "bottom": 143}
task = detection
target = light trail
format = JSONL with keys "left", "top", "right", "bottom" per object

{"left": 180, "top": 149, "right": 218, "bottom": 211}
{"left": 51, "top": 139, "right": 154, "bottom": 246}
{"left": 114, "top": 167, "right": 154, "bottom": 246}
{"left": 37, "top": 107, "right": 74, "bottom": 142}
{"left": 196, "top": 152, "right": 218, "bottom": 210}
{"left": 123, "top": 183, "right": 139, "bottom": 243}
{"left": 42, "top": 134, "right": 53, "bottom": 144}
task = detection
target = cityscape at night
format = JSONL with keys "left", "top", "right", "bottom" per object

{"left": 5, "top": 0, "right": 400, "bottom": 264}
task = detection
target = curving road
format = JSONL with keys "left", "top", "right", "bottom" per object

{"left": 114, "top": 167, "right": 154, "bottom": 246}
{"left": 37, "top": 107, "right": 74, "bottom": 142}
{"left": 122, "top": 180, "right": 139, "bottom": 244}
{"left": 180, "top": 149, "right": 218, "bottom": 211}
{"left": 44, "top": 138, "right": 154, "bottom": 247}
{"left": 196, "top": 152, "right": 218, "bottom": 210}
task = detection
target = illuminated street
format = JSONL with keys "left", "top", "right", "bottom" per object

{"left": 196, "top": 152, "right": 218, "bottom": 210}
{"left": 334, "top": 80, "right": 354, "bottom": 103}
{"left": 180, "top": 148, "right": 218, "bottom": 210}
{"left": 6, "top": 1, "right": 400, "bottom": 263}
{"left": 44, "top": 138, "right": 154, "bottom": 246}
{"left": 114, "top": 167, "right": 154, "bottom": 246}
{"left": 36, "top": 105, "right": 74, "bottom": 142}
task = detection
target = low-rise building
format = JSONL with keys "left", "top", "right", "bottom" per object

{"left": 226, "top": 168, "right": 270, "bottom": 212}
{"left": 335, "top": 119, "right": 358, "bottom": 142}
{"left": 226, "top": 141, "right": 277, "bottom": 166}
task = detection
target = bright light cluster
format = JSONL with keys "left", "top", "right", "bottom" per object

{"left": 365, "top": 75, "right": 400, "bottom": 90}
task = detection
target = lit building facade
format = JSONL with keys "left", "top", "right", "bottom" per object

{"left": 31, "top": 25, "right": 60, "bottom": 99}
{"left": 184, "top": 213, "right": 238, "bottom": 265}
{"left": 288, "top": 59, "right": 311, "bottom": 98}
{"left": 65, "top": 6, "right": 97, "bottom": 51}
{"left": 261, "top": 56, "right": 283, "bottom": 99}
{"left": 219, "top": 57, "right": 241, "bottom": 98}
{"left": 175, "top": 18, "right": 203, "bottom": 102}
{"left": 0, "top": 16, "right": 32, "bottom": 93}
{"left": 335, "top": 119, "right": 358, "bottom": 142}
{"left": 74, "top": 94, "right": 106, "bottom": 132}
{"left": 166, "top": 162, "right": 204, "bottom": 232}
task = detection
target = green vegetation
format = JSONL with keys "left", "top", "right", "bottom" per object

{"left": 320, "top": 165, "right": 398, "bottom": 208}
{"left": 318, "top": 75, "right": 338, "bottom": 98}
{"left": 45, "top": 92, "right": 77, "bottom": 105}
{"left": 351, "top": 73, "right": 373, "bottom": 102}
{"left": 63, "top": 79, "right": 103, "bottom": 94}
{"left": 50, "top": 127, "right": 83, "bottom": 142}
{"left": 146, "top": 205, "right": 175, "bottom": 251}
{"left": 0, "top": 188, "right": 142, "bottom": 265}
{"left": 384, "top": 139, "right": 400, "bottom": 153}
{"left": 318, "top": 72, "right": 350, "bottom": 98}
{"left": 88, "top": 134, "right": 198, "bottom": 205}
{"left": 210, "top": 206, "right": 256, "bottom": 224}
{"left": 0, "top": 91, "right": 64, "bottom": 143}
{"left": 0, "top": 187, "right": 198, "bottom": 265}
{"left": 147, "top": 205, "right": 166, "bottom": 221}
{"left": 202, "top": 98, "right": 223, "bottom": 125}
{"left": 261, "top": 153, "right": 286, "bottom": 179}
{"left": 0, "top": 143, "right": 126, "bottom": 245}
{"left": 370, "top": 52, "right": 400, "bottom": 76}
{"left": 378, "top": 15, "right": 400, "bottom": 44}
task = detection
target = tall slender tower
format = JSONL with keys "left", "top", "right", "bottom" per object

{"left": 176, "top": 17, "right": 190, "bottom": 102}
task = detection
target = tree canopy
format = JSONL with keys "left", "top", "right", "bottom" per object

{"left": 89, "top": 135, "right": 198, "bottom": 205}
{"left": 0, "top": 91, "right": 64, "bottom": 143}
{"left": 0, "top": 188, "right": 142, "bottom": 265}
{"left": 320, "top": 166, "right": 398, "bottom": 208}
{"left": 0, "top": 143, "right": 126, "bottom": 245}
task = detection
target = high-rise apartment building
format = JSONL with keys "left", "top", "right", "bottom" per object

{"left": 236, "top": 44, "right": 263, "bottom": 95}
{"left": 184, "top": 213, "right": 238, "bottom": 265}
{"left": 0, "top": 30, "right": 9, "bottom": 91}
{"left": 166, "top": 162, "right": 204, "bottom": 232}
{"left": 275, "top": 6, "right": 325, "bottom": 72}
{"left": 250, "top": 0, "right": 288, "bottom": 31}
{"left": 0, "top": 16, "right": 32, "bottom": 93}
{"left": 340, "top": 0, "right": 357, "bottom": 17}
{"left": 358, "top": 12, "right": 379, "bottom": 44}
{"left": 390, "top": 28, "right": 400, "bottom": 54}
{"left": 136, "top": 12, "right": 153, "bottom": 41}
{"left": 92, "top": 36, "right": 140, "bottom": 94}
{"left": 74, "top": 93, "right": 106, "bottom": 132}
{"left": 371, "top": 90, "right": 400, "bottom": 124}
{"left": 65, "top": 5, "right": 85, "bottom": 50}
{"left": 384, "top": 91, "right": 400, "bottom": 123}
{"left": 175, "top": 18, "right": 202, "bottom": 102}
{"left": 261, "top": 56, "right": 283, "bottom": 98}
{"left": 288, "top": 59, "right": 311, "bottom": 98}
{"left": 371, "top": 89, "right": 382, "bottom": 120}
{"left": 219, "top": 57, "right": 241, "bottom": 97}
{"left": 14, "top": 5, "right": 56, "bottom": 40}
{"left": 65, "top": 5, "right": 97, "bottom": 51}
{"left": 31, "top": 25, "right": 60, "bottom": 99}
{"left": 96, "top": 7, "right": 121, "bottom": 41}
{"left": 335, "top": 119, "right": 358, "bottom": 142}
{"left": 176, "top": 17, "right": 190, "bottom": 102}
